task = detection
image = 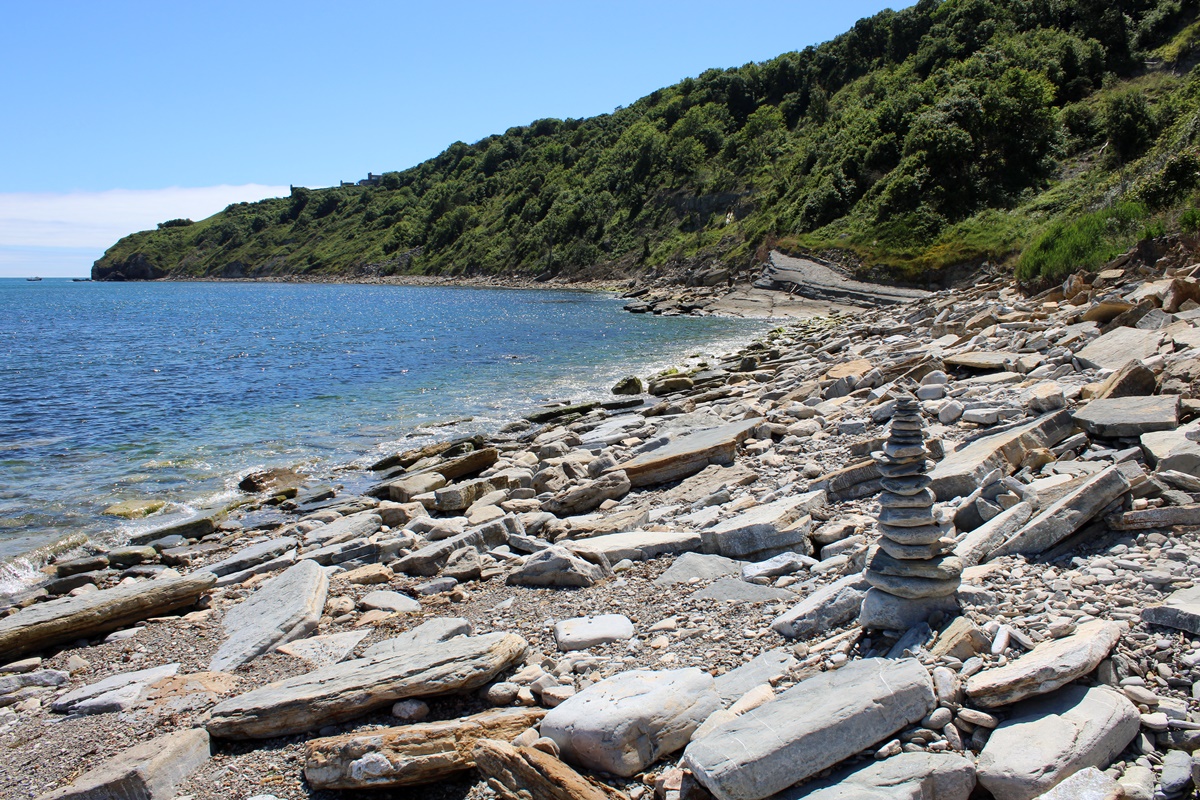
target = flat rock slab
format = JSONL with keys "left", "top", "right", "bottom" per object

{"left": 653, "top": 552, "right": 743, "bottom": 585}
{"left": 200, "top": 537, "right": 297, "bottom": 577}
{"left": 360, "top": 590, "right": 421, "bottom": 614}
{"left": 304, "top": 707, "right": 545, "bottom": 789}
{"left": 127, "top": 508, "right": 225, "bottom": 545}
{"left": 1075, "top": 327, "right": 1164, "bottom": 371}
{"left": 1143, "top": 585, "right": 1200, "bottom": 634}
{"left": 692, "top": 578, "right": 794, "bottom": 603}
{"left": 392, "top": 516, "right": 516, "bottom": 576}
{"left": 567, "top": 530, "right": 702, "bottom": 564}
{"left": 699, "top": 491, "right": 824, "bottom": 560}
{"left": 0, "top": 572, "right": 216, "bottom": 661}
{"left": 944, "top": 351, "right": 1022, "bottom": 371}
{"left": 771, "top": 573, "right": 869, "bottom": 640}
{"left": 277, "top": 630, "right": 369, "bottom": 668}
{"left": 36, "top": 727, "right": 211, "bottom": 800}
{"left": 304, "top": 511, "right": 382, "bottom": 546}
{"left": 52, "top": 663, "right": 180, "bottom": 715}
{"left": 683, "top": 658, "right": 934, "bottom": 800}
{"left": 612, "top": 418, "right": 762, "bottom": 488}
{"left": 209, "top": 559, "right": 329, "bottom": 672}
{"left": 929, "top": 411, "right": 1073, "bottom": 501}
{"left": 954, "top": 501, "right": 1034, "bottom": 567}
{"left": 1072, "top": 395, "right": 1179, "bottom": 438}
{"left": 541, "top": 667, "right": 721, "bottom": 777}
{"left": 966, "top": 620, "right": 1123, "bottom": 707}
{"left": 990, "top": 466, "right": 1130, "bottom": 558}
{"left": 361, "top": 617, "right": 473, "bottom": 659}
{"left": 207, "top": 632, "right": 528, "bottom": 739}
{"left": 781, "top": 752, "right": 976, "bottom": 800}
{"left": 555, "top": 615, "right": 634, "bottom": 651}
{"left": 977, "top": 685, "right": 1139, "bottom": 800}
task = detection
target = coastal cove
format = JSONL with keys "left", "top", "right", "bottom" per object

{"left": 0, "top": 278, "right": 771, "bottom": 574}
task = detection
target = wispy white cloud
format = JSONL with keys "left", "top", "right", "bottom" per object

{"left": 0, "top": 184, "right": 291, "bottom": 277}
{"left": 0, "top": 184, "right": 290, "bottom": 250}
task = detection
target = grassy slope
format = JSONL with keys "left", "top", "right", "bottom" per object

{"left": 94, "top": 0, "right": 1200, "bottom": 286}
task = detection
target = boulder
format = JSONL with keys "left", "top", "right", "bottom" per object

{"left": 699, "top": 491, "right": 824, "bottom": 560}
{"left": 611, "top": 418, "right": 762, "bottom": 488}
{"left": 541, "top": 668, "right": 721, "bottom": 777}
{"left": 209, "top": 559, "right": 329, "bottom": 672}
{"left": 543, "top": 471, "right": 631, "bottom": 517}
{"left": 507, "top": 546, "right": 605, "bottom": 588}
{"left": 966, "top": 620, "right": 1123, "bottom": 707}
{"left": 683, "top": 658, "right": 935, "bottom": 800}
{"left": 0, "top": 572, "right": 216, "bottom": 660}
{"left": 238, "top": 467, "right": 304, "bottom": 494}
{"left": 611, "top": 376, "right": 644, "bottom": 395}
{"left": 554, "top": 615, "right": 634, "bottom": 651}
{"left": 304, "top": 707, "right": 545, "bottom": 788}
{"left": 976, "top": 685, "right": 1139, "bottom": 800}
{"left": 385, "top": 472, "right": 446, "bottom": 503}
{"left": 771, "top": 573, "right": 870, "bottom": 639}
{"left": 207, "top": 632, "right": 528, "bottom": 739}
{"left": 36, "top": 728, "right": 211, "bottom": 800}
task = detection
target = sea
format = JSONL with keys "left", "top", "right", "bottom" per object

{"left": 0, "top": 278, "right": 771, "bottom": 582}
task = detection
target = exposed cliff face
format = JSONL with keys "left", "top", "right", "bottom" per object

{"left": 91, "top": 253, "right": 168, "bottom": 282}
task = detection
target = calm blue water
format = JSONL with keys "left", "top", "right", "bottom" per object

{"left": 0, "top": 278, "right": 768, "bottom": 566}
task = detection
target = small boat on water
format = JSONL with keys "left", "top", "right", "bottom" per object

{"left": 26, "top": 276, "right": 42, "bottom": 282}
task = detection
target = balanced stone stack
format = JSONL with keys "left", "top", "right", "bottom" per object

{"left": 860, "top": 392, "right": 962, "bottom": 631}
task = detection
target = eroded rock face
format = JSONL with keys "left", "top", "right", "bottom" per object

{"left": 683, "top": 658, "right": 935, "bottom": 800}
{"left": 540, "top": 668, "right": 721, "bottom": 777}
{"left": 976, "top": 685, "right": 1140, "bottom": 800}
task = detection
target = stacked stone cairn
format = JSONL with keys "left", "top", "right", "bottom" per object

{"left": 859, "top": 391, "right": 962, "bottom": 630}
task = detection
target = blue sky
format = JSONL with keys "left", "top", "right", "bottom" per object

{"left": 1, "top": 0, "right": 908, "bottom": 276}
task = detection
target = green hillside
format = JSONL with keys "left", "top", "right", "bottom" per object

{"left": 94, "top": 0, "right": 1200, "bottom": 286}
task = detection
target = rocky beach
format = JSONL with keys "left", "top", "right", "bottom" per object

{"left": 9, "top": 245, "right": 1200, "bottom": 800}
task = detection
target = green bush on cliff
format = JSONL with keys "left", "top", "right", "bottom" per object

{"left": 94, "top": 0, "right": 1200, "bottom": 284}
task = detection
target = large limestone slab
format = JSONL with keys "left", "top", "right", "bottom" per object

{"left": 966, "top": 620, "right": 1122, "bottom": 707}
{"left": 304, "top": 707, "right": 544, "bottom": 788}
{"left": 541, "top": 668, "right": 721, "bottom": 777}
{"left": 929, "top": 411, "right": 1073, "bottom": 501}
{"left": 990, "top": 466, "right": 1130, "bottom": 558}
{"left": 52, "top": 663, "right": 180, "bottom": 715}
{"left": 977, "top": 685, "right": 1139, "bottom": 800}
{"left": 944, "top": 351, "right": 1022, "bottom": 371}
{"left": 392, "top": 515, "right": 518, "bottom": 576}
{"left": 1072, "top": 395, "right": 1179, "bottom": 438}
{"left": 781, "top": 752, "right": 976, "bottom": 800}
{"left": 699, "top": 491, "right": 823, "bottom": 560}
{"left": 566, "top": 530, "right": 702, "bottom": 564}
{"left": 36, "top": 728, "right": 211, "bottom": 800}
{"left": 1074, "top": 327, "right": 1164, "bottom": 371}
{"left": 200, "top": 536, "right": 296, "bottom": 577}
{"left": 209, "top": 559, "right": 329, "bottom": 672}
{"left": 771, "top": 573, "right": 869, "bottom": 640}
{"left": 684, "top": 658, "right": 934, "bottom": 800}
{"left": 207, "top": 632, "right": 527, "bottom": 739}
{"left": 653, "top": 552, "right": 743, "bottom": 585}
{"left": 955, "top": 501, "right": 1034, "bottom": 567}
{"left": 611, "top": 418, "right": 762, "bottom": 488}
{"left": 0, "top": 572, "right": 216, "bottom": 660}
{"left": 1143, "top": 585, "right": 1200, "bottom": 634}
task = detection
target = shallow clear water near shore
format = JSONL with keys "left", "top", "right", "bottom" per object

{"left": 0, "top": 278, "right": 770, "bottom": 569}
